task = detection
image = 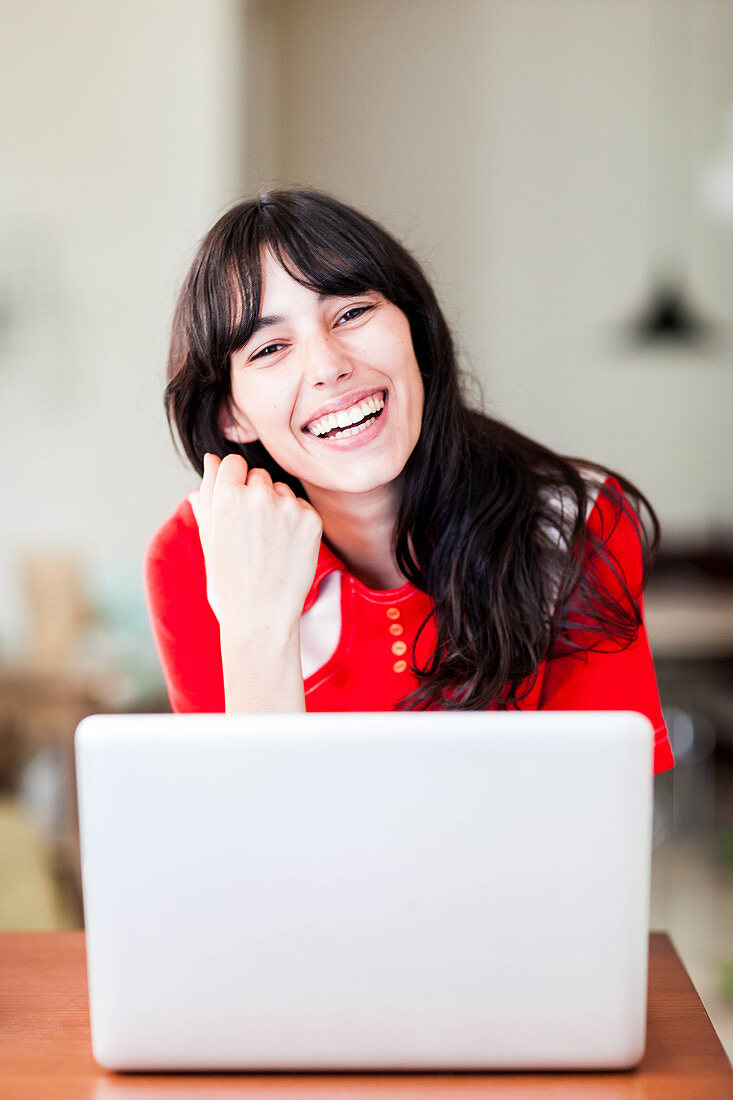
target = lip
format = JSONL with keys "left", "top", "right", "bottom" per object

{"left": 303, "top": 390, "right": 389, "bottom": 451}
{"left": 301, "top": 387, "right": 386, "bottom": 433}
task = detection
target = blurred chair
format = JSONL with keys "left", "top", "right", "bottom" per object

{"left": 20, "top": 553, "right": 89, "bottom": 670}
{"left": 645, "top": 545, "right": 733, "bottom": 840}
{"left": 0, "top": 552, "right": 125, "bottom": 925}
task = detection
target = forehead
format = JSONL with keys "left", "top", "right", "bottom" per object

{"left": 256, "top": 248, "right": 381, "bottom": 316}
{"left": 258, "top": 250, "right": 317, "bottom": 310}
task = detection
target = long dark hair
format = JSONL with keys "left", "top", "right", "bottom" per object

{"left": 166, "top": 188, "right": 660, "bottom": 710}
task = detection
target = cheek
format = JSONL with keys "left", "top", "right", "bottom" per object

{"left": 406, "top": 354, "right": 425, "bottom": 404}
{"left": 411, "top": 374, "right": 425, "bottom": 439}
{"left": 229, "top": 372, "right": 250, "bottom": 412}
{"left": 255, "top": 390, "right": 300, "bottom": 448}
{"left": 234, "top": 378, "right": 289, "bottom": 421}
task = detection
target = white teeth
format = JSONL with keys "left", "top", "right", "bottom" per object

{"left": 308, "top": 392, "right": 385, "bottom": 436}
{"left": 330, "top": 415, "right": 377, "bottom": 439}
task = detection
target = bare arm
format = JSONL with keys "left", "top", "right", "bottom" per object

{"left": 220, "top": 620, "right": 306, "bottom": 713}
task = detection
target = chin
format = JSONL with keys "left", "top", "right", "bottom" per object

{"left": 335, "top": 466, "right": 406, "bottom": 496}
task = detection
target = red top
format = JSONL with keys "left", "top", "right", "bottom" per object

{"left": 144, "top": 477, "right": 674, "bottom": 774}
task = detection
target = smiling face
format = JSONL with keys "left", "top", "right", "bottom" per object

{"left": 224, "top": 251, "right": 425, "bottom": 502}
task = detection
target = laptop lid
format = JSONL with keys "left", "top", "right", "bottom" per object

{"left": 75, "top": 710, "right": 653, "bottom": 1071}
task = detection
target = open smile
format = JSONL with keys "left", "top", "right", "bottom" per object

{"left": 302, "top": 390, "right": 389, "bottom": 450}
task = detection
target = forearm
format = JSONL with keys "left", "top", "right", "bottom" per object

{"left": 220, "top": 621, "right": 306, "bottom": 713}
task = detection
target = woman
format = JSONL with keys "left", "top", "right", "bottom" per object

{"left": 145, "top": 188, "right": 674, "bottom": 774}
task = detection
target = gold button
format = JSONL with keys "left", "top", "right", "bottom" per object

{"left": 386, "top": 607, "right": 400, "bottom": 620}
{"left": 393, "top": 660, "right": 407, "bottom": 673}
{"left": 391, "top": 640, "right": 407, "bottom": 656}
{"left": 389, "top": 623, "right": 404, "bottom": 636}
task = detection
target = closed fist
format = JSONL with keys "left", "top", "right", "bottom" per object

{"left": 194, "top": 453, "right": 323, "bottom": 638}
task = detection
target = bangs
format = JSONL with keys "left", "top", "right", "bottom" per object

{"left": 219, "top": 192, "right": 399, "bottom": 355}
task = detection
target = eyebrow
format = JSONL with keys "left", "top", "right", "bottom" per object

{"left": 249, "top": 314, "right": 285, "bottom": 337}
{"left": 247, "top": 291, "right": 371, "bottom": 340}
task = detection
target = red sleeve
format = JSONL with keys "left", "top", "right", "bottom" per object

{"left": 143, "top": 497, "right": 225, "bottom": 713}
{"left": 539, "top": 477, "right": 674, "bottom": 775}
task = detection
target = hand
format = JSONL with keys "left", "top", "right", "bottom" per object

{"left": 195, "top": 453, "right": 323, "bottom": 638}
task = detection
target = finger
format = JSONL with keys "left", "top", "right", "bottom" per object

{"left": 271, "top": 481, "right": 294, "bottom": 499}
{"left": 298, "top": 496, "right": 322, "bottom": 521}
{"left": 216, "top": 453, "right": 249, "bottom": 487}
{"left": 299, "top": 498, "right": 324, "bottom": 536}
{"left": 198, "top": 453, "right": 221, "bottom": 539}
{"left": 245, "top": 467, "right": 274, "bottom": 489}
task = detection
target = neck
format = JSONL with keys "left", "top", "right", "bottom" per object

{"left": 303, "top": 481, "right": 407, "bottom": 591}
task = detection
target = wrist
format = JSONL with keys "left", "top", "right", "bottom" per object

{"left": 220, "top": 621, "right": 306, "bottom": 714}
{"left": 219, "top": 618, "right": 300, "bottom": 657}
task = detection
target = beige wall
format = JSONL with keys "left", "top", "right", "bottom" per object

{"left": 2, "top": 0, "right": 732, "bottom": 653}
{"left": 263, "top": 0, "right": 733, "bottom": 540}
{"left": 0, "top": 0, "right": 247, "bottom": 646}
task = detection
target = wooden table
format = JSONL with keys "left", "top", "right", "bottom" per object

{"left": 1, "top": 932, "right": 730, "bottom": 1099}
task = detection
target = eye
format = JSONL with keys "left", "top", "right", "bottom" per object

{"left": 336, "top": 305, "right": 373, "bottom": 326}
{"left": 251, "top": 342, "right": 286, "bottom": 361}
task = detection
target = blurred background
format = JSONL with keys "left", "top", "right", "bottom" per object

{"left": 1, "top": 0, "right": 732, "bottom": 1055}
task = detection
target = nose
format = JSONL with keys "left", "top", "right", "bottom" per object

{"left": 302, "top": 329, "right": 354, "bottom": 387}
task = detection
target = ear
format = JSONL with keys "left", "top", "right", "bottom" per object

{"left": 219, "top": 398, "right": 259, "bottom": 444}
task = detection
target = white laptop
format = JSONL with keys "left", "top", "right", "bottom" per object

{"left": 75, "top": 710, "right": 654, "bottom": 1072}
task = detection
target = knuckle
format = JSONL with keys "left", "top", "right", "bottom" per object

{"left": 246, "top": 483, "right": 269, "bottom": 505}
{"left": 215, "top": 482, "right": 238, "bottom": 507}
{"left": 304, "top": 508, "right": 323, "bottom": 534}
